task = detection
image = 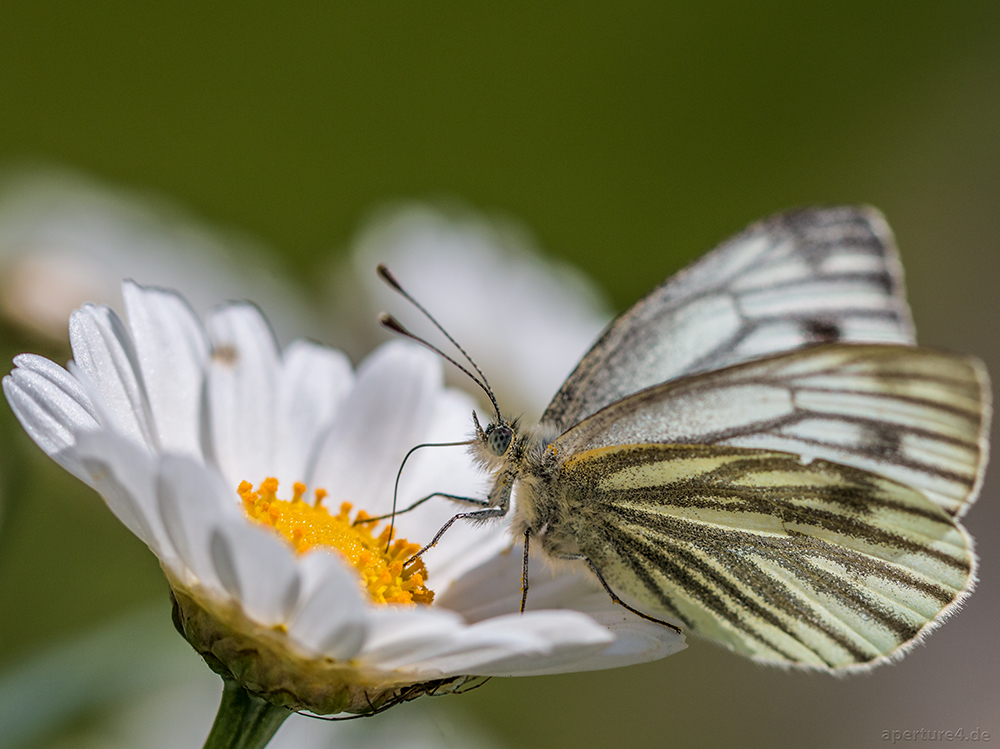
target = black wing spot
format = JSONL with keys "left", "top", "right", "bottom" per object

{"left": 802, "top": 319, "right": 841, "bottom": 343}
{"left": 862, "top": 422, "right": 903, "bottom": 458}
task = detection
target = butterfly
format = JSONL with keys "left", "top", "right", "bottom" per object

{"left": 380, "top": 206, "right": 991, "bottom": 672}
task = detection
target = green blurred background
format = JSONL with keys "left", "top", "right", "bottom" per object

{"left": 0, "top": 2, "right": 997, "bottom": 747}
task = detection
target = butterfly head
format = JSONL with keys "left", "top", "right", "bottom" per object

{"left": 471, "top": 410, "right": 520, "bottom": 470}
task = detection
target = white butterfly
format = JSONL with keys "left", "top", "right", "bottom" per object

{"left": 384, "top": 206, "right": 991, "bottom": 672}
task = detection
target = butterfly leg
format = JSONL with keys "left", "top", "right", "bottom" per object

{"left": 563, "top": 554, "right": 683, "bottom": 634}
{"left": 404, "top": 505, "right": 509, "bottom": 568}
{"left": 520, "top": 529, "right": 530, "bottom": 614}
{"left": 354, "top": 493, "right": 490, "bottom": 525}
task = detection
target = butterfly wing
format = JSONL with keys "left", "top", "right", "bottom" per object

{"left": 555, "top": 443, "right": 973, "bottom": 670}
{"left": 534, "top": 344, "right": 988, "bottom": 669}
{"left": 554, "top": 344, "right": 990, "bottom": 518}
{"left": 541, "top": 206, "right": 915, "bottom": 433}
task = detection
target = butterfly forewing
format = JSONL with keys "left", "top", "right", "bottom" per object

{"left": 555, "top": 344, "right": 990, "bottom": 518}
{"left": 552, "top": 444, "right": 973, "bottom": 669}
{"left": 542, "top": 207, "right": 915, "bottom": 433}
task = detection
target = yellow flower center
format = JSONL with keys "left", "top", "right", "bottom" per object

{"left": 239, "top": 477, "right": 433, "bottom": 605}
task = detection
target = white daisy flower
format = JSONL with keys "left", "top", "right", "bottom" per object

{"left": 3, "top": 282, "right": 684, "bottom": 731}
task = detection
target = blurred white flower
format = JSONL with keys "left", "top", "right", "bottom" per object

{"left": 0, "top": 169, "right": 319, "bottom": 345}
{"left": 332, "top": 204, "right": 612, "bottom": 421}
{"left": 3, "top": 282, "right": 683, "bottom": 718}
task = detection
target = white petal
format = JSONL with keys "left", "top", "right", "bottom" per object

{"left": 441, "top": 543, "right": 655, "bottom": 624}
{"left": 208, "top": 520, "right": 302, "bottom": 626}
{"left": 549, "top": 611, "right": 687, "bottom": 673}
{"left": 454, "top": 611, "right": 672, "bottom": 677}
{"left": 72, "top": 430, "right": 179, "bottom": 566}
{"left": 274, "top": 340, "right": 354, "bottom": 485}
{"left": 68, "top": 304, "right": 156, "bottom": 448}
{"left": 362, "top": 607, "right": 611, "bottom": 678}
{"left": 3, "top": 355, "right": 100, "bottom": 479}
{"left": 446, "top": 612, "right": 612, "bottom": 677}
{"left": 308, "top": 341, "right": 440, "bottom": 512}
{"left": 438, "top": 550, "right": 588, "bottom": 621}
{"left": 356, "top": 606, "right": 474, "bottom": 665}
{"left": 155, "top": 454, "right": 237, "bottom": 595}
{"left": 286, "top": 551, "right": 368, "bottom": 659}
{"left": 122, "top": 281, "right": 209, "bottom": 457}
{"left": 438, "top": 545, "right": 686, "bottom": 672}
{"left": 204, "top": 303, "right": 280, "bottom": 487}
{"left": 455, "top": 565, "right": 687, "bottom": 673}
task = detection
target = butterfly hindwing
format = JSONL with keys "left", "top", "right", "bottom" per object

{"left": 541, "top": 207, "right": 915, "bottom": 433}
{"left": 551, "top": 444, "right": 973, "bottom": 670}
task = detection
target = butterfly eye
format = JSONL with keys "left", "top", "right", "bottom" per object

{"left": 487, "top": 425, "right": 513, "bottom": 456}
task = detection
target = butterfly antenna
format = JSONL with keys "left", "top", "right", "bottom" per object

{"left": 379, "top": 314, "right": 502, "bottom": 420}
{"left": 377, "top": 264, "right": 502, "bottom": 420}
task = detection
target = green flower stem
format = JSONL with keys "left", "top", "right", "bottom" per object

{"left": 202, "top": 677, "right": 292, "bottom": 749}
